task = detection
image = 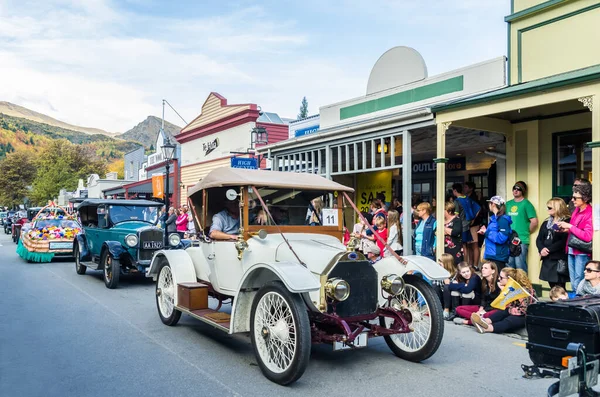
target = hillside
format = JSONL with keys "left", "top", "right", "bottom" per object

{"left": 0, "top": 101, "right": 115, "bottom": 136}
{"left": 118, "top": 116, "right": 181, "bottom": 149}
{"left": 0, "top": 113, "right": 141, "bottom": 162}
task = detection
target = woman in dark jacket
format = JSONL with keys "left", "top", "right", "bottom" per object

{"left": 478, "top": 196, "right": 511, "bottom": 270}
{"left": 537, "top": 197, "right": 570, "bottom": 289}
{"left": 448, "top": 262, "right": 481, "bottom": 307}
{"left": 443, "top": 201, "right": 463, "bottom": 265}
{"left": 165, "top": 207, "right": 178, "bottom": 234}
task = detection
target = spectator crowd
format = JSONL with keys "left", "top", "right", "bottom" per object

{"left": 351, "top": 178, "right": 595, "bottom": 334}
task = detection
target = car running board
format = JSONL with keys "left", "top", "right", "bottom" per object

{"left": 177, "top": 307, "right": 231, "bottom": 333}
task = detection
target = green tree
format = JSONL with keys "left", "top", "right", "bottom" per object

{"left": 150, "top": 144, "right": 155, "bottom": 152}
{"left": 0, "top": 151, "right": 37, "bottom": 207}
{"left": 298, "top": 96, "right": 309, "bottom": 119}
{"left": 30, "top": 140, "right": 107, "bottom": 204}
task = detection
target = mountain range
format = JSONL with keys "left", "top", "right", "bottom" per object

{"left": 0, "top": 101, "right": 115, "bottom": 137}
{"left": 0, "top": 101, "right": 182, "bottom": 151}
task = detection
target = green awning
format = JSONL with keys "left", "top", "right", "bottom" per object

{"left": 432, "top": 64, "right": 600, "bottom": 113}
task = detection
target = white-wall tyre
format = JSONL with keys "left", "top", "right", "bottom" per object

{"left": 379, "top": 275, "right": 444, "bottom": 362}
{"left": 156, "top": 261, "right": 181, "bottom": 326}
{"left": 250, "top": 281, "right": 310, "bottom": 386}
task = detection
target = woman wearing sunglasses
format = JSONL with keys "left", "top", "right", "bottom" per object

{"left": 536, "top": 198, "right": 570, "bottom": 290}
{"left": 557, "top": 184, "right": 593, "bottom": 292}
{"left": 575, "top": 260, "right": 600, "bottom": 296}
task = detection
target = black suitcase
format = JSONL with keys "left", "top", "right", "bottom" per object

{"left": 526, "top": 295, "right": 600, "bottom": 369}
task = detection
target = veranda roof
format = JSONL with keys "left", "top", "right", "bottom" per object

{"left": 187, "top": 167, "right": 354, "bottom": 197}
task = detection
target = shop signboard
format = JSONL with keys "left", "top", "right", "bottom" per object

{"left": 356, "top": 171, "right": 392, "bottom": 213}
{"left": 231, "top": 157, "right": 258, "bottom": 169}
{"left": 412, "top": 157, "right": 466, "bottom": 174}
{"left": 294, "top": 125, "right": 319, "bottom": 137}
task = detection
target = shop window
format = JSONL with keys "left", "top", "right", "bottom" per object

{"left": 469, "top": 173, "right": 488, "bottom": 201}
{"left": 553, "top": 129, "right": 592, "bottom": 199}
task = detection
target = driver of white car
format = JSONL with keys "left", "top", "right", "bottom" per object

{"left": 209, "top": 199, "right": 240, "bottom": 240}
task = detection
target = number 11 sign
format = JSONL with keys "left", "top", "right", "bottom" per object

{"left": 321, "top": 209, "right": 338, "bottom": 226}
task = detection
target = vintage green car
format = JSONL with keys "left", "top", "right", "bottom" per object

{"left": 74, "top": 199, "right": 183, "bottom": 289}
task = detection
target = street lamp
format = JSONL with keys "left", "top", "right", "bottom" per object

{"left": 161, "top": 136, "right": 176, "bottom": 246}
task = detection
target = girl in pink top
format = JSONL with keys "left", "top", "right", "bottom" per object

{"left": 176, "top": 207, "right": 189, "bottom": 238}
{"left": 557, "top": 184, "right": 593, "bottom": 292}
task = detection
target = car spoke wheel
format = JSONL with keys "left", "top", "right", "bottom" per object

{"left": 75, "top": 244, "right": 86, "bottom": 275}
{"left": 250, "top": 281, "right": 310, "bottom": 386}
{"left": 102, "top": 251, "right": 120, "bottom": 289}
{"left": 379, "top": 275, "right": 444, "bottom": 362}
{"left": 156, "top": 261, "right": 181, "bottom": 326}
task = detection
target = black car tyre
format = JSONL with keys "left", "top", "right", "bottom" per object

{"left": 379, "top": 275, "right": 444, "bottom": 362}
{"left": 156, "top": 261, "right": 181, "bottom": 326}
{"left": 101, "top": 251, "right": 120, "bottom": 289}
{"left": 74, "top": 244, "right": 86, "bottom": 275}
{"left": 250, "top": 281, "right": 311, "bottom": 386}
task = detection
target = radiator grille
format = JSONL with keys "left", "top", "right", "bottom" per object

{"left": 138, "top": 228, "right": 164, "bottom": 261}
{"left": 327, "top": 260, "right": 378, "bottom": 317}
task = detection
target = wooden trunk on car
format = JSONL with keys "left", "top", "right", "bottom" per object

{"left": 178, "top": 282, "right": 209, "bottom": 310}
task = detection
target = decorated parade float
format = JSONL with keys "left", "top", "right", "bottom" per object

{"left": 17, "top": 203, "right": 81, "bottom": 263}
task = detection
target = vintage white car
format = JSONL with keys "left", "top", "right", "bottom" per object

{"left": 147, "top": 167, "right": 449, "bottom": 385}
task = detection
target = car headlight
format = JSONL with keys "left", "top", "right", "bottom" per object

{"left": 168, "top": 233, "right": 181, "bottom": 247}
{"left": 381, "top": 274, "right": 405, "bottom": 296}
{"left": 125, "top": 234, "right": 138, "bottom": 247}
{"left": 324, "top": 278, "right": 350, "bottom": 301}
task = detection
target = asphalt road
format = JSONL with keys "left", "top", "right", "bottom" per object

{"left": 0, "top": 233, "right": 556, "bottom": 396}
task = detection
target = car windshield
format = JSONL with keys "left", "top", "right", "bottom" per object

{"left": 109, "top": 205, "right": 159, "bottom": 225}
{"left": 248, "top": 187, "right": 337, "bottom": 227}
{"left": 34, "top": 219, "right": 81, "bottom": 229}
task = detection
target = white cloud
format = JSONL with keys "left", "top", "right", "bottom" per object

{"left": 0, "top": 0, "right": 508, "bottom": 131}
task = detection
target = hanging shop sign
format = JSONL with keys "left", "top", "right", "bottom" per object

{"left": 152, "top": 174, "right": 164, "bottom": 199}
{"left": 203, "top": 138, "right": 220, "bottom": 156}
{"left": 356, "top": 170, "right": 392, "bottom": 213}
{"left": 412, "top": 157, "right": 466, "bottom": 174}
{"left": 231, "top": 156, "right": 258, "bottom": 169}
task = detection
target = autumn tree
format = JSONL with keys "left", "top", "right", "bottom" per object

{"left": 107, "top": 158, "right": 125, "bottom": 179}
{"left": 298, "top": 96, "right": 309, "bottom": 119}
{"left": 0, "top": 150, "right": 37, "bottom": 208}
{"left": 30, "top": 140, "right": 107, "bottom": 205}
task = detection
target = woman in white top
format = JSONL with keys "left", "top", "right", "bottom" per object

{"left": 385, "top": 210, "right": 403, "bottom": 257}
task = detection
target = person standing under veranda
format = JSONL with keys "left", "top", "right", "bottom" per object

{"left": 452, "top": 183, "right": 480, "bottom": 268}
{"left": 506, "top": 181, "right": 538, "bottom": 272}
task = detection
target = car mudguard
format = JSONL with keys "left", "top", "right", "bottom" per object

{"left": 102, "top": 241, "right": 130, "bottom": 261}
{"left": 147, "top": 250, "right": 197, "bottom": 304}
{"left": 372, "top": 255, "right": 450, "bottom": 306}
{"left": 373, "top": 255, "right": 450, "bottom": 281}
{"left": 75, "top": 234, "right": 91, "bottom": 261}
{"left": 230, "top": 262, "right": 320, "bottom": 334}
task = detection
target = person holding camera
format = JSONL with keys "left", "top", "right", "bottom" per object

{"left": 536, "top": 198, "right": 570, "bottom": 290}
{"left": 478, "top": 196, "right": 511, "bottom": 270}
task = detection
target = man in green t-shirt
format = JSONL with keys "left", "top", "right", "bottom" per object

{"left": 506, "top": 181, "right": 538, "bottom": 272}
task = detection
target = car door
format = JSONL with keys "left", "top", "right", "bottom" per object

{"left": 204, "top": 240, "right": 242, "bottom": 293}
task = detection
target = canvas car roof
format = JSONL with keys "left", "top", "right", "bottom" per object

{"left": 187, "top": 167, "right": 354, "bottom": 197}
{"left": 77, "top": 199, "right": 162, "bottom": 208}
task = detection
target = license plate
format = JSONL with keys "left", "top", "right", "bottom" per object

{"left": 143, "top": 241, "right": 163, "bottom": 249}
{"left": 49, "top": 242, "right": 73, "bottom": 250}
{"left": 333, "top": 332, "right": 368, "bottom": 351}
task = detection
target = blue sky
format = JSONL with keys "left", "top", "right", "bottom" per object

{"left": 0, "top": 0, "right": 510, "bottom": 132}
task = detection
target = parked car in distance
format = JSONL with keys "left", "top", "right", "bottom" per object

{"left": 0, "top": 211, "right": 7, "bottom": 226}
{"left": 147, "top": 167, "right": 448, "bottom": 386}
{"left": 74, "top": 199, "right": 183, "bottom": 289}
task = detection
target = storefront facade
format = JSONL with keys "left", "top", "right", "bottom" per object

{"left": 433, "top": 0, "right": 600, "bottom": 290}
{"left": 260, "top": 48, "right": 507, "bottom": 252}
{"left": 176, "top": 92, "right": 288, "bottom": 206}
